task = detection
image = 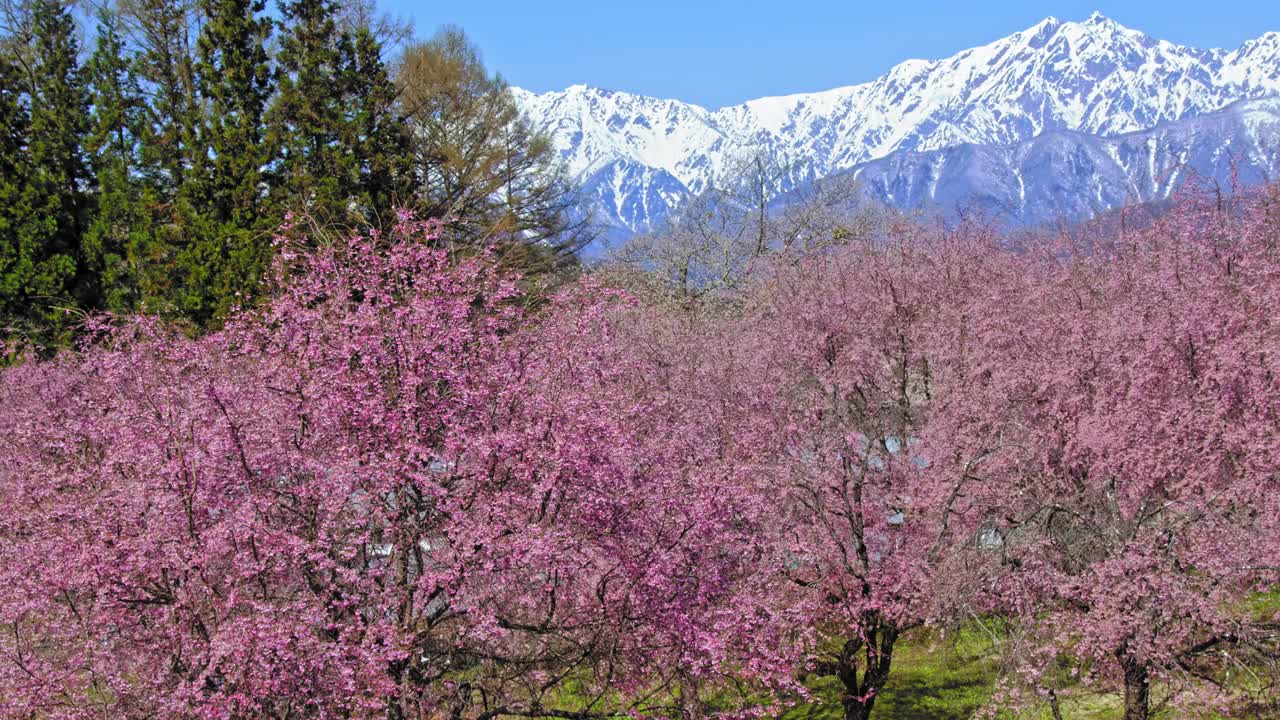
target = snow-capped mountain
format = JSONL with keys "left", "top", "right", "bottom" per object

{"left": 512, "top": 13, "right": 1280, "bottom": 236}
{"left": 849, "top": 97, "right": 1280, "bottom": 225}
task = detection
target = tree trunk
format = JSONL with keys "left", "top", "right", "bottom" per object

{"left": 1120, "top": 654, "right": 1150, "bottom": 720}
{"left": 839, "top": 623, "right": 899, "bottom": 720}
{"left": 1047, "top": 689, "right": 1065, "bottom": 720}
{"left": 843, "top": 696, "right": 872, "bottom": 720}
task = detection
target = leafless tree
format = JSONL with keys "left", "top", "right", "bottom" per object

{"left": 609, "top": 152, "right": 889, "bottom": 300}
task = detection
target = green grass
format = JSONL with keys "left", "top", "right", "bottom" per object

{"left": 873, "top": 626, "right": 998, "bottom": 719}
{"left": 773, "top": 614, "right": 1277, "bottom": 720}
{"left": 779, "top": 625, "right": 998, "bottom": 720}
{"left": 1241, "top": 588, "right": 1280, "bottom": 621}
{"left": 545, "top": 592, "right": 1280, "bottom": 719}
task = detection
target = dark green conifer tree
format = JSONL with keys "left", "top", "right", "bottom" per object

{"left": 127, "top": 0, "right": 201, "bottom": 196}
{"left": 82, "top": 10, "right": 160, "bottom": 313}
{"left": 192, "top": 0, "right": 272, "bottom": 223}
{"left": 267, "top": 0, "right": 351, "bottom": 224}
{"left": 0, "top": 51, "right": 39, "bottom": 356}
{"left": 176, "top": 0, "right": 273, "bottom": 325}
{"left": 268, "top": 0, "right": 417, "bottom": 233}
{"left": 344, "top": 25, "right": 415, "bottom": 221}
{"left": 2, "top": 0, "right": 89, "bottom": 350}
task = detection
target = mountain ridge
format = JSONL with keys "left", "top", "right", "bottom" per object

{"left": 847, "top": 96, "right": 1280, "bottom": 226}
{"left": 512, "top": 13, "right": 1280, "bottom": 238}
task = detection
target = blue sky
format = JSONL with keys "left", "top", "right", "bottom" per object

{"left": 377, "top": 1, "right": 1280, "bottom": 108}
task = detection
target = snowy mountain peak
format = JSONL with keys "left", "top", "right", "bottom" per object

{"left": 513, "top": 16, "right": 1280, "bottom": 236}
{"left": 1236, "top": 31, "right": 1280, "bottom": 59}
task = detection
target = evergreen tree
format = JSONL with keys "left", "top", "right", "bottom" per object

{"left": 125, "top": 0, "right": 201, "bottom": 196}
{"left": 176, "top": 0, "right": 273, "bottom": 326}
{"left": 344, "top": 25, "right": 414, "bottom": 220}
{"left": 1, "top": 0, "right": 90, "bottom": 350}
{"left": 82, "top": 9, "right": 160, "bottom": 313}
{"left": 29, "top": 0, "right": 89, "bottom": 242}
{"left": 0, "top": 52, "right": 38, "bottom": 355}
{"left": 118, "top": 0, "right": 202, "bottom": 318}
{"left": 190, "top": 0, "right": 272, "bottom": 225}
{"left": 268, "top": 0, "right": 412, "bottom": 229}
{"left": 267, "top": 0, "right": 351, "bottom": 222}
{"left": 4, "top": 0, "right": 578, "bottom": 348}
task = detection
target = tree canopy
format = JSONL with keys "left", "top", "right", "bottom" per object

{"left": 3, "top": 188, "right": 1278, "bottom": 720}
{"left": 0, "top": 4, "right": 584, "bottom": 355}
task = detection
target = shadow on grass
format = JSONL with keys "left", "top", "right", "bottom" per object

{"left": 874, "top": 670, "right": 992, "bottom": 720}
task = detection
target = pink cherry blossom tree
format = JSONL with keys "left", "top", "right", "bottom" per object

{"left": 923, "top": 191, "right": 1280, "bottom": 719}
{"left": 683, "top": 224, "right": 1009, "bottom": 720}
{"left": 4, "top": 188, "right": 1279, "bottom": 720}
{"left": 667, "top": 189, "right": 1280, "bottom": 720}
{"left": 0, "top": 217, "right": 753, "bottom": 719}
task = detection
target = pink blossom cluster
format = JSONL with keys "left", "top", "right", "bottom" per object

{"left": 2, "top": 191, "right": 1279, "bottom": 720}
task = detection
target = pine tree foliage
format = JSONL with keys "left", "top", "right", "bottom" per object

{"left": 341, "top": 24, "right": 414, "bottom": 222}
{"left": 0, "top": 51, "right": 37, "bottom": 352}
{"left": 83, "top": 9, "right": 157, "bottom": 313}
{"left": 0, "top": 0, "right": 87, "bottom": 352}
{"left": 267, "top": 0, "right": 413, "bottom": 229}
{"left": 190, "top": 0, "right": 271, "bottom": 224}
{"left": 122, "top": 0, "right": 201, "bottom": 195}
{"left": 268, "top": 0, "right": 350, "bottom": 220}
{"left": 174, "top": 0, "right": 274, "bottom": 324}
{"left": 0, "top": 2, "right": 585, "bottom": 352}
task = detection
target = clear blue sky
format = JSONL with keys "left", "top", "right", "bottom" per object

{"left": 377, "top": 1, "right": 1280, "bottom": 108}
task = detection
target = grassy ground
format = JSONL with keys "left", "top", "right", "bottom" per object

{"left": 779, "top": 625, "right": 998, "bottom": 720}
{"left": 775, "top": 610, "right": 1280, "bottom": 720}
{"left": 560, "top": 591, "right": 1280, "bottom": 719}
